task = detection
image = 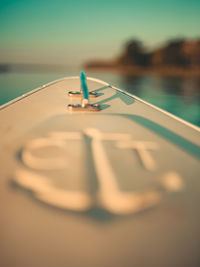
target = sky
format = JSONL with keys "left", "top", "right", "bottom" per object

{"left": 0, "top": 0, "right": 200, "bottom": 67}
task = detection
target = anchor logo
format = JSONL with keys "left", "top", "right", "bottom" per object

{"left": 13, "top": 128, "right": 184, "bottom": 215}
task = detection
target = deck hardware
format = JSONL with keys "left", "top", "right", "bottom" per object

{"left": 67, "top": 71, "right": 101, "bottom": 112}
{"left": 68, "top": 103, "right": 101, "bottom": 112}
{"left": 68, "top": 91, "right": 98, "bottom": 98}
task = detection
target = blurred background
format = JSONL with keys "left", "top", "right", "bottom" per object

{"left": 0, "top": 0, "right": 200, "bottom": 125}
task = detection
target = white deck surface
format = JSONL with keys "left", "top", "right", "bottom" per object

{"left": 0, "top": 76, "right": 200, "bottom": 267}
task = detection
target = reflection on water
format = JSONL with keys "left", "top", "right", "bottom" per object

{"left": 119, "top": 75, "right": 200, "bottom": 126}
{"left": 0, "top": 71, "right": 200, "bottom": 127}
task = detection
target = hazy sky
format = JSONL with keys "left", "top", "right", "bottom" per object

{"left": 0, "top": 0, "right": 200, "bottom": 66}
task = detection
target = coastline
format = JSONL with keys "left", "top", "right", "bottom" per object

{"left": 85, "top": 65, "right": 200, "bottom": 77}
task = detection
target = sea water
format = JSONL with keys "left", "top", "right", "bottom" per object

{"left": 0, "top": 71, "right": 199, "bottom": 127}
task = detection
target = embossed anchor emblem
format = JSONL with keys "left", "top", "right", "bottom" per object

{"left": 13, "top": 128, "right": 184, "bottom": 215}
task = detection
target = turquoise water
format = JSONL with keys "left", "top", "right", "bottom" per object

{"left": 0, "top": 71, "right": 200, "bottom": 127}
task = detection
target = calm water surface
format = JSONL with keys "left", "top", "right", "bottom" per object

{"left": 0, "top": 71, "right": 200, "bottom": 127}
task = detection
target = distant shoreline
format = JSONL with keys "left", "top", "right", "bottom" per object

{"left": 0, "top": 63, "right": 77, "bottom": 73}
{"left": 85, "top": 38, "right": 200, "bottom": 77}
{"left": 1, "top": 63, "right": 200, "bottom": 77}
{"left": 85, "top": 65, "right": 200, "bottom": 77}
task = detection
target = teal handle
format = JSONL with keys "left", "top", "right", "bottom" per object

{"left": 80, "top": 71, "right": 89, "bottom": 101}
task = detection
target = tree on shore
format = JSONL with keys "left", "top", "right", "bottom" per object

{"left": 118, "top": 40, "right": 151, "bottom": 67}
